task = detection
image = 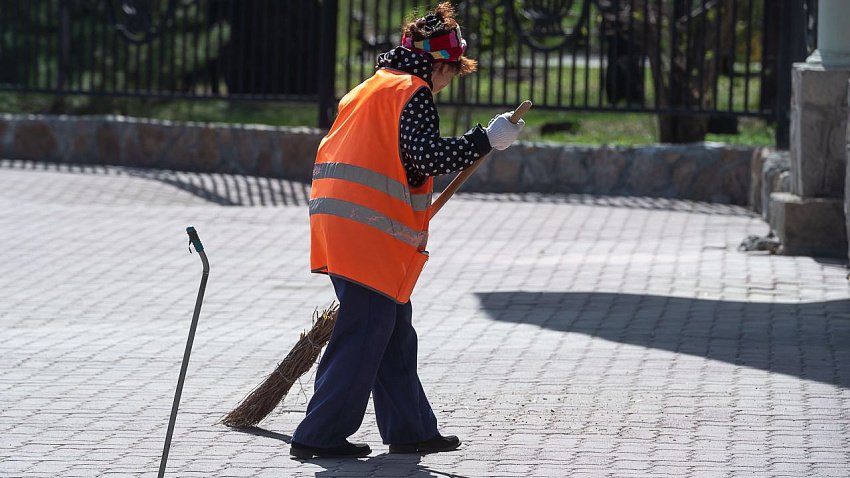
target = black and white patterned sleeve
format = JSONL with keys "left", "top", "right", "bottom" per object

{"left": 399, "top": 87, "right": 492, "bottom": 187}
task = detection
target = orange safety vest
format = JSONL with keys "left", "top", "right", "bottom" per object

{"left": 310, "top": 68, "right": 433, "bottom": 303}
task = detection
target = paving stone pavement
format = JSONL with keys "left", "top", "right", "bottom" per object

{"left": 1, "top": 159, "right": 849, "bottom": 478}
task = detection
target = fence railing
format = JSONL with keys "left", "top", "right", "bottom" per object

{"left": 0, "top": 0, "right": 815, "bottom": 145}
{"left": 0, "top": 0, "right": 321, "bottom": 100}
{"left": 345, "top": 1, "right": 761, "bottom": 113}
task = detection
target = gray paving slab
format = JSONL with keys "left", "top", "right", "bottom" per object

{"left": 0, "top": 159, "right": 849, "bottom": 477}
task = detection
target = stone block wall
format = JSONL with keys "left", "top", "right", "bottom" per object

{"left": 757, "top": 150, "right": 792, "bottom": 222}
{"left": 436, "top": 142, "right": 754, "bottom": 205}
{"left": 749, "top": 147, "right": 769, "bottom": 213}
{"left": 1, "top": 114, "right": 757, "bottom": 205}
{"left": 0, "top": 114, "right": 325, "bottom": 182}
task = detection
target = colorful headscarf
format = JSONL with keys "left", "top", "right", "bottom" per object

{"left": 401, "top": 18, "right": 467, "bottom": 63}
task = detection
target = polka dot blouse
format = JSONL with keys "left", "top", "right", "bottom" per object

{"left": 377, "top": 47, "right": 492, "bottom": 187}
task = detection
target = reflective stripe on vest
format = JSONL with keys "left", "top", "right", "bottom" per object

{"left": 313, "top": 162, "right": 431, "bottom": 212}
{"left": 309, "top": 197, "right": 428, "bottom": 249}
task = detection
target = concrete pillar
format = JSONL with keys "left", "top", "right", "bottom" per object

{"left": 790, "top": 64, "right": 850, "bottom": 198}
{"left": 790, "top": 0, "right": 850, "bottom": 198}
{"left": 811, "top": 0, "right": 850, "bottom": 68}
{"left": 769, "top": 0, "right": 849, "bottom": 258}
{"left": 846, "top": 79, "right": 850, "bottom": 264}
{"left": 792, "top": 0, "right": 850, "bottom": 198}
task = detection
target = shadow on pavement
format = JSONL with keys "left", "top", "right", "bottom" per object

{"left": 0, "top": 159, "right": 311, "bottom": 206}
{"left": 2, "top": 159, "right": 763, "bottom": 214}
{"left": 227, "top": 425, "right": 292, "bottom": 443}
{"left": 477, "top": 292, "right": 850, "bottom": 387}
{"left": 228, "top": 427, "right": 471, "bottom": 477}
{"left": 124, "top": 169, "right": 311, "bottom": 206}
{"left": 308, "top": 453, "right": 472, "bottom": 478}
{"left": 457, "top": 191, "right": 756, "bottom": 216}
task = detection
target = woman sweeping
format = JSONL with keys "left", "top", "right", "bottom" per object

{"left": 290, "top": 3, "right": 524, "bottom": 459}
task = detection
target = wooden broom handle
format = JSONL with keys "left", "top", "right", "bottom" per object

{"left": 430, "top": 100, "right": 532, "bottom": 219}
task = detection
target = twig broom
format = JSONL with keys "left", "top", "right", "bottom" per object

{"left": 221, "top": 304, "right": 338, "bottom": 428}
{"left": 221, "top": 101, "right": 531, "bottom": 428}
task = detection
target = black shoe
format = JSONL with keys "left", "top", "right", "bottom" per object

{"left": 388, "top": 434, "right": 461, "bottom": 454}
{"left": 290, "top": 440, "right": 371, "bottom": 459}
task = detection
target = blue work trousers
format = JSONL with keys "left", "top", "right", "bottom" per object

{"left": 291, "top": 276, "right": 438, "bottom": 447}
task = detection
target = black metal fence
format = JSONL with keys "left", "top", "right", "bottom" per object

{"left": 0, "top": 1, "right": 322, "bottom": 99}
{"left": 0, "top": 0, "right": 815, "bottom": 144}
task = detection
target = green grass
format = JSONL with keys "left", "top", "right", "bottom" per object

{"left": 530, "top": 111, "right": 658, "bottom": 146}
{"left": 430, "top": 106, "right": 773, "bottom": 146}
{"left": 706, "top": 117, "right": 774, "bottom": 146}
{"left": 0, "top": 91, "right": 774, "bottom": 146}
{"left": 0, "top": 93, "right": 319, "bottom": 126}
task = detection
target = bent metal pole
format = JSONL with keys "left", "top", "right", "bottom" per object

{"left": 430, "top": 100, "right": 532, "bottom": 218}
{"left": 158, "top": 226, "right": 210, "bottom": 478}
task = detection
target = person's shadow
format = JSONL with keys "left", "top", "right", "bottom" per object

{"left": 476, "top": 291, "right": 850, "bottom": 387}
{"left": 229, "top": 426, "right": 471, "bottom": 477}
{"left": 310, "top": 453, "right": 471, "bottom": 478}
{"left": 229, "top": 425, "right": 292, "bottom": 443}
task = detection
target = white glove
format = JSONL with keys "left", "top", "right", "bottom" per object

{"left": 485, "top": 112, "right": 525, "bottom": 150}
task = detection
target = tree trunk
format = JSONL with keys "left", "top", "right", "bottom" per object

{"left": 658, "top": 114, "right": 708, "bottom": 143}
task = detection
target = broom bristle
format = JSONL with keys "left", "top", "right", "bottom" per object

{"left": 221, "top": 304, "right": 338, "bottom": 428}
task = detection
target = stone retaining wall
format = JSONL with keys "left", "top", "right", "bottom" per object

{"left": 436, "top": 141, "right": 754, "bottom": 205}
{"left": 0, "top": 114, "right": 324, "bottom": 182}
{"left": 0, "top": 114, "right": 756, "bottom": 205}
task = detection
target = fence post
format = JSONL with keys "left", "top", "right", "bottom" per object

{"left": 57, "top": 0, "right": 71, "bottom": 91}
{"left": 318, "top": 0, "right": 339, "bottom": 129}
{"left": 47, "top": 0, "right": 73, "bottom": 113}
{"left": 775, "top": 0, "right": 809, "bottom": 149}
